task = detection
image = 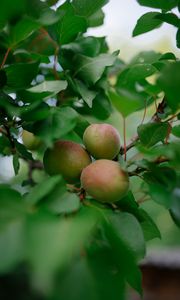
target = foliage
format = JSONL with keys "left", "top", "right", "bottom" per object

{"left": 0, "top": 0, "right": 179, "bottom": 299}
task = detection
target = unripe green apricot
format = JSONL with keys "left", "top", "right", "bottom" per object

{"left": 83, "top": 123, "right": 120, "bottom": 159}
{"left": 81, "top": 159, "right": 129, "bottom": 203}
{"left": 22, "top": 130, "right": 42, "bottom": 150}
{"left": 43, "top": 140, "right": 92, "bottom": 183}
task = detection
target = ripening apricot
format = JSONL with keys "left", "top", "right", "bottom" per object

{"left": 81, "top": 159, "right": 129, "bottom": 203}
{"left": 22, "top": 130, "right": 42, "bottom": 150}
{"left": 43, "top": 140, "right": 92, "bottom": 183}
{"left": 83, "top": 123, "right": 120, "bottom": 159}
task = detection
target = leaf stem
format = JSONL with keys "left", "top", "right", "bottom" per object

{"left": 140, "top": 99, "right": 147, "bottom": 125}
{"left": 0, "top": 47, "right": 11, "bottom": 69}
{"left": 123, "top": 117, "right": 127, "bottom": 161}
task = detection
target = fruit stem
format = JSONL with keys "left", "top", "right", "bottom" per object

{"left": 79, "top": 188, "right": 86, "bottom": 202}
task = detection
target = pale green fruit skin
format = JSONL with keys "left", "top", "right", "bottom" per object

{"left": 43, "top": 140, "right": 92, "bottom": 183}
{"left": 83, "top": 123, "right": 120, "bottom": 159}
{"left": 81, "top": 159, "right": 129, "bottom": 203}
{"left": 22, "top": 130, "right": 42, "bottom": 150}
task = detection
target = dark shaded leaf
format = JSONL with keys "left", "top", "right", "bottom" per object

{"left": 155, "top": 13, "right": 179, "bottom": 27}
{"left": 13, "top": 153, "right": 20, "bottom": 175}
{"left": 137, "top": 0, "right": 178, "bottom": 10}
{"left": 157, "top": 61, "right": 180, "bottom": 111}
{"left": 5, "top": 61, "right": 39, "bottom": 89}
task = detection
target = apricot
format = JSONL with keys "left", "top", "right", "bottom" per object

{"left": 83, "top": 123, "right": 120, "bottom": 159}
{"left": 43, "top": 140, "right": 91, "bottom": 183}
{"left": 22, "top": 130, "right": 42, "bottom": 150}
{"left": 81, "top": 159, "right": 129, "bottom": 203}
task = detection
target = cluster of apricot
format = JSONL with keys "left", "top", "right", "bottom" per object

{"left": 43, "top": 124, "right": 129, "bottom": 204}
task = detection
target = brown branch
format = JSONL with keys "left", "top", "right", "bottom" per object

{"left": 120, "top": 135, "right": 139, "bottom": 155}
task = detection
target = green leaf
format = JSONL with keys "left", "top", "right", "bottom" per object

{"left": 8, "top": 17, "right": 40, "bottom": 47}
{"left": 0, "top": 92, "right": 21, "bottom": 117}
{"left": 28, "top": 80, "right": 68, "bottom": 95}
{"left": 75, "top": 79, "right": 97, "bottom": 107}
{"left": 87, "top": 248, "right": 125, "bottom": 300}
{"left": 32, "top": 107, "right": 78, "bottom": 145}
{"left": 170, "top": 188, "right": 180, "bottom": 227}
{"left": 20, "top": 102, "right": 50, "bottom": 122}
{"left": 74, "top": 116, "right": 90, "bottom": 139}
{"left": 116, "top": 192, "right": 161, "bottom": 241}
{"left": 137, "top": 0, "right": 178, "bottom": 10}
{"left": 124, "top": 64, "right": 157, "bottom": 81}
{"left": 176, "top": 27, "right": 180, "bottom": 48}
{"left": 63, "top": 36, "right": 105, "bottom": 57}
{"left": 130, "top": 51, "right": 161, "bottom": 65}
{"left": 5, "top": 61, "right": 39, "bottom": 89}
{"left": 159, "top": 52, "right": 176, "bottom": 60}
{"left": 0, "top": 135, "right": 11, "bottom": 155}
{"left": 13, "top": 153, "right": 20, "bottom": 175}
{"left": 57, "top": 4, "right": 87, "bottom": 45}
{"left": 109, "top": 212, "right": 146, "bottom": 260}
{"left": 155, "top": 13, "right": 180, "bottom": 27}
{"left": 14, "top": 140, "right": 33, "bottom": 160}
{"left": 52, "top": 254, "right": 125, "bottom": 300}
{"left": 0, "top": 69, "right": 7, "bottom": 88}
{"left": 0, "top": 185, "right": 26, "bottom": 226}
{"left": 0, "top": 0, "right": 26, "bottom": 30}
{"left": 143, "top": 166, "right": 177, "bottom": 190}
{"left": 148, "top": 184, "right": 172, "bottom": 208}
{"left": 108, "top": 89, "right": 145, "bottom": 117}
{"left": 92, "top": 92, "right": 112, "bottom": 120}
{"left": 104, "top": 217, "right": 142, "bottom": 295}
{"left": 26, "top": 207, "right": 99, "bottom": 283}
{"left": 138, "top": 209, "right": 161, "bottom": 241}
{"left": 25, "top": 175, "right": 63, "bottom": 205}
{"left": 45, "top": 190, "right": 80, "bottom": 214}
{"left": 74, "top": 51, "right": 118, "bottom": 85}
{"left": 172, "top": 124, "right": 180, "bottom": 137}
{"left": 72, "top": 0, "right": 108, "bottom": 17}
{"left": 137, "top": 122, "right": 169, "bottom": 147}
{"left": 88, "top": 9, "right": 105, "bottom": 27}
{"left": 133, "top": 12, "right": 163, "bottom": 37}
{"left": 157, "top": 61, "right": 180, "bottom": 111}
{"left": 0, "top": 219, "right": 24, "bottom": 273}
{"left": 38, "top": 8, "right": 61, "bottom": 26}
